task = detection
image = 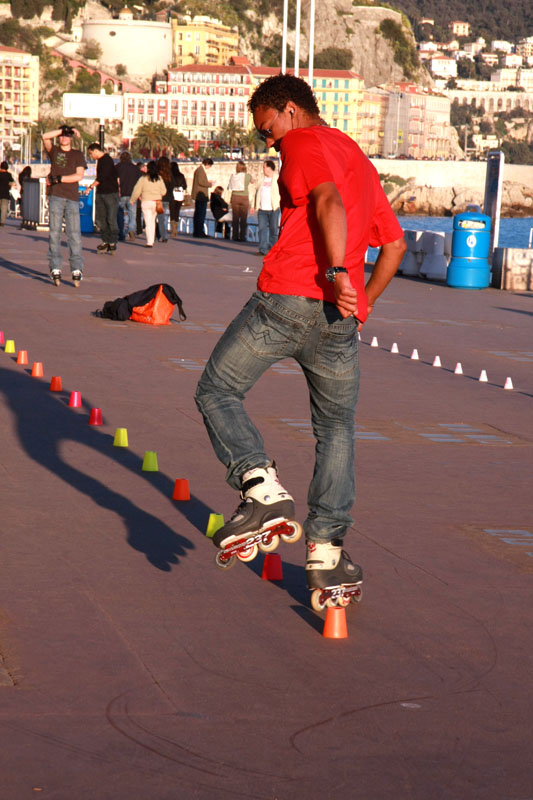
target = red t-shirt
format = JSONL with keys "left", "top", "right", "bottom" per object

{"left": 258, "top": 126, "right": 403, "bottom": 322}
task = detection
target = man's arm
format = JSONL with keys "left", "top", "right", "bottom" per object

{"left": 364, "top": 237, "right": 406, "bottom": 316}
{"left": 309, "top": 181, "right": 358, "bottom": 319}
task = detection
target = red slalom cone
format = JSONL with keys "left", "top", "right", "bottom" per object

{"left": 322, "top": 606, "right": 348, "bottom": 639}
{"left": 68, "top": 391, "right": 82, "bottom": 408}
{"left": 49, "top": 376, "right": 62, "bottom": 392}
{"left": 89, "top": 408, "right": 103, "bottom": 426}
{"left": 172, "top": 478, "right": 190, "bottom": 500}
{"left": 0, "top": 331, "right": 4, "bottom": 346}
{"left": 16, "top": 350, "right": 28, "bottom": 365}
{"left": 261, "top": 553, "right": 283, "bottom": 581}
{"left": 31, "top": 362, "right": 43, "bottom": 377}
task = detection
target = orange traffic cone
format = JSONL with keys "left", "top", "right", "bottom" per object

{"left": 322, "top": 606, "right": 348, "bottom": 639}
{"left": 172, "top": 478, "right": 190, "bottom": 500}
{"left": 49, "top": 376, "right": 62, "bottom": 392}
{"left": 31, "top": 362, "right": 43, "bottom": 377}
{"left": 16, "top": 350, "right": 28, "bottom": 365}
{"left": 261, "top": 553, "right": 283, "bottom": 581}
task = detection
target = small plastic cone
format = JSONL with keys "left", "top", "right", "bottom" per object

{"left": 142, "top": 451, "right": 159, "bottom": 471}
{"left": 504, "top": 377, "right": 513, "bottom": 390}
{"left": 370, "top": 336, "right": 379, "bottom": 347}
{"left": 31, "top": 362, "right": 43, "bottom": 377}
{"left": 49, "top": 376, "right": 62, "bottom": 391}
{"left": 261, "top": 553, "right": 283, "bottom": 581}
{"left": 479, "top": 370, "right": 488, "bottom": 383}
{"left": 172, "top": 478, "right": 190, "bottom": 500}
{"left": 410, "top": 349, "right": 419, "bottom": 360}
{"left": 322, "top": 606, "right": 348, "bottom": 639}
{"left": 0, "top": 331, "right": 4, "bottom": 346}
{"left": 4, "top": 339, "right": 15, "bottom": 354}
{"left": 454, "top": 362, "right": 463, "bottom": 375}
{"left": 89, "top": 408, "right": 103, "bottom": 425}
{"left": 432, "top": 355, "right": 442, "bottom": 368}
{"left": 16, "top": 350, "right": 28, "bottom": 365}
{"left": 357, "top": 331, "right": 361, "bottom": 341}
{"left": 206, "top": 513, "right": 224, "bottom": 538}
{"left": 68, "top": 391, "right": 82, "bottom": 408}
{"left": 113, "top": 427, "right": 129, "bottom": 447}
{"left": 391, "top": 342, "right": 399, "bottom": 353}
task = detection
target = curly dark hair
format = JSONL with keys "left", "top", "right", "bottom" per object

{"left": 248, "top": 73, "right": 319, "bottom": 116}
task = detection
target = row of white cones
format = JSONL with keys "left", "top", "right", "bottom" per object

{"left": 369, "top": 336, "right": 514, "bottom": 390}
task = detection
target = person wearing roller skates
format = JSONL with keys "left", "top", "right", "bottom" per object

{"left": 195, "top": 74, "right": 406, "bottom": 607}
{"left": 42, "top": 125, "right": 86, "bottom": 287}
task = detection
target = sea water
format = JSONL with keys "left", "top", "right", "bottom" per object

{"left": 368, "top": 216, "right": 533, "bottom": 261}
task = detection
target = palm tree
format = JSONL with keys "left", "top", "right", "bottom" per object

{"left": 133, "top": 122, "right": 162, "bottom": 158}
{"left": 218, "top": 120, "right": 245, "bottom": 152}
{"left": 242, "top": 128, "right": 264, "bottom": 158}
{"left": 165, "top": 129, "right": 189, "bottom": 158}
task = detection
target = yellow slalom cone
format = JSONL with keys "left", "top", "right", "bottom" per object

{"left": 4, "top": 339, "right": 15, "bottom": 354}
{"left": 113, "top": 428, "right": 129, "bottom": 447}
{"left": 206, "top": 513, "right": 224, "bottom": 538}
{"left": 142, "top": 451, "right": 159, "bottom": 471}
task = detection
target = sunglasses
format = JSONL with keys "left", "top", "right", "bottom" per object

{"left": 258, "top": 111, "right": 279, "bottom": 141}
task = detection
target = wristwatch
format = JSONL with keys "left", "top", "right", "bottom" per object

{"left": 325, "top": 266, "right": 348, "bottom": 283}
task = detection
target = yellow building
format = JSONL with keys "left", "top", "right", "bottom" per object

{"left": 171, "top": 16, "right": 239, "bottom": 67}
{"left": 0, "top": 45, "right": 39, "bottom": 153}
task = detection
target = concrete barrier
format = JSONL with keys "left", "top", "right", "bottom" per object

{"left": 492, "top": 248, "right": 533, "bottom": 291}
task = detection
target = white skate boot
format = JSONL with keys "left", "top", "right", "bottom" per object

{"left": 306, "top": 539, "right": 363, "bottom": 611}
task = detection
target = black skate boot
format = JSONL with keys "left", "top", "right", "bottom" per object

{"left": 72, "top": 270, "right": 82, "bottom": 288}
{"left": 213, "top": 465, "right": 302, "bottom": 570}
{"left": 306, "top": 539, "right": 363, "bottom": 611}
{"left": 97, "top": 243, "right": 109, "bottom": 255}
{"left": 50, "top": 270, "right": 61, "bottom": 287}
{"left": 107, "top": 243, "right": 117, "bottom": 255}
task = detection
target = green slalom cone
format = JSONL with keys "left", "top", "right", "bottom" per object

{"left": 206, "top": 513, "right": 224, "bottom": 538}
{"left": 142, "top": 451, "right": 159, "bottom": 471}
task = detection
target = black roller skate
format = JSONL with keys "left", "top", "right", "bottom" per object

{"left": 97, "top": 243, "right": 109, "bottom": 255}
{"left": 50, "top": 270, "right": 61, "bottom": 287}
{"left": 72, "top": 270, "right": 82, "bottom": 288}
{"left": 306, "top": 539, "right": 363, "bottom": 612}
{"left": 213, "top": 466, "right": 302, "bottom": 570}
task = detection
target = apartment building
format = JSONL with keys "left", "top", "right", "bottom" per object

{"left": 383, "top": 84, "right": 451, "bottom": 159}
{"left": 359, "top": 87, "right": 389, "bottom": 156}
{"left": 171, "top": 16, "right": 239, "bottom": 67}
{"left": 0, "top": 45, "right": 39, "bottom": 152}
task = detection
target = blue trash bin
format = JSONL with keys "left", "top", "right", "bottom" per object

{"left": 446, "top": 211, "right": 491, "bottom": 289}
{"left": 79, "top": 190, "right": 94, "bottom": 234}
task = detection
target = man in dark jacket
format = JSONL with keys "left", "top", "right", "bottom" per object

{"left": 116, "top": 151, "right": 141, "bottom": 241}
{"left": 87, "top": 143, "right": 119, "bottom": 254}
{"left": 209, "top": 186, "right": 231, "bottom": 239}
{"left": 191, "top": 158, "right": 213, "bottom": 238}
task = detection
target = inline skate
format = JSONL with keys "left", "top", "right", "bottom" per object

{"left": 306, "top": 539, "right": 363, "bottom": 611}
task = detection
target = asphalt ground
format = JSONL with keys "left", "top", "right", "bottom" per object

{"left": 0, "top": 219, "right": 532, "bottom": 800}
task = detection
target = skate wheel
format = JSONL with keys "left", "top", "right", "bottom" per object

{"left": 215, "top": 551, "right": 236, "bottom": 570}
{"left": 337, "top": 594, "right": 351, "bottom": 607}
{"left": 259, "top": 534, "right": 279, "bottom": 553}
{"left": 280, "top": 521, "right": 303, "bottom": 544}
{"left": 351, "top": 587, "right": 363, "bottom": 604}
{"left": 310, "top": 589, "right": 326, "bottom": 612}
{"left": 325, "top": 596, "right": 338, "bottom": 608}
{"left": 237, "top": 543, "right": 258, "bottom": 562}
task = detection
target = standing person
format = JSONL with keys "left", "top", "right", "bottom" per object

{"left": 0, "top": 161, "right": 15, "bottom": 226}
{"left": 129, "top": 160, "right": 166, "bottom": 248}
{"left": 191, "top": 157, "right": 213, "bottom": 238}
{"left": 156, "top": 156, "right": 173, "bottom": 243}
{"left": 41, "top": 125, "right": 86, "bottom": 287}
{"left": 227, "top": 160, "right": 252, "bottom": 242}
{"left": 254, "top": 159, "right": 280, "bottom": 255}
{"left": 209, "top": 186, "right": 231, "bottom": 239}
{"left": 86, "top": 143, "right": 119, "bottom": 255}
{"left": 116, "top": 151, "right": 140, "bottom": 241}
{"left": 169, "top": 161, "right": 187, "bottom": 238}
{"left": 195, "top": 74, "right": 406, "bottom": 603}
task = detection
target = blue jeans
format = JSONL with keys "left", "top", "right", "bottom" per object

{"left": 195, "top": 292, "right": 360, "bottom": 542}
{"left": 157, "top": 201, "right": 170, "bottom": 240}
{"left": 48, "top": 195, "right": 83, "bottom": 275}
{"left": 117, "top": 195, "right": 136, "bottom": 238}
{"left": 193, "top": 196, "right": 208, "bottom": 237}
{"left": 258, "top": 209, "right": 280, "bottom": 254}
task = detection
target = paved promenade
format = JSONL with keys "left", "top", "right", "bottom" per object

{"left": 0, "top": 220, "right": 532, "bottom": 799}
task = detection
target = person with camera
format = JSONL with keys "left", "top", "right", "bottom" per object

{"left": 42, "top": 125, "right": 87, "bottom": 287}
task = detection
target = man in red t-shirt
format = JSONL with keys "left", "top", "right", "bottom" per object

{"left": 195, "top": 74, "right": 406, "bottom": 602}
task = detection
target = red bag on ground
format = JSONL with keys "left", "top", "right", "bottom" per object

{"left": 130, "top": 284, "right": 175, "bottom": 325}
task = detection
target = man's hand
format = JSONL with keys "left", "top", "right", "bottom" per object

{"left": 333, "top": 272, "right": 358, "bottom": 319}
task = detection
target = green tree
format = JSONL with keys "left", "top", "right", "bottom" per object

{"left": 81, "top": 39, "right": 102, "bottom": 61}
{"left": 69, "top": 67, "right": 101, "bottom": 94}
{"left": 501, "top": 140, "right": 532, "bottom": 164}
{"left": 314, "top": 47, "right": 352, "bottom": 70}
{"left": 378, "top": 19, "right": 419, "bottom": 79}
{"left": 115, "top": 64, "right": 127, "bottom": 77}
{"left": 218, "top": 120, "right": 245, "bottom": 151}
{"left": 494, "top": 117, "right": 507, "bottom": 145}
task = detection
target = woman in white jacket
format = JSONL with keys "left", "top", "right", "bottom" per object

{"left": 130, "top": 161, "right": 166, "bottom": 247}
{"left": 254, "top": 160, "right": 280, "bottom": 255}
